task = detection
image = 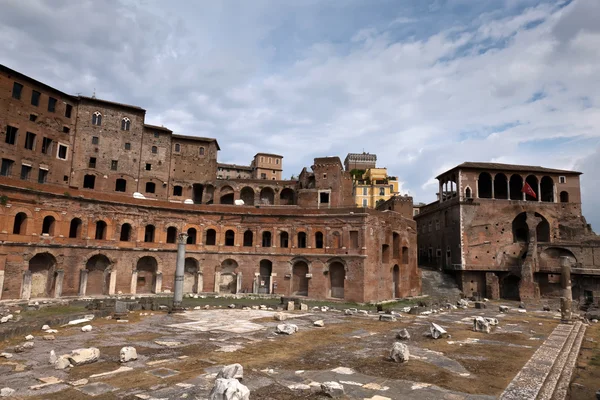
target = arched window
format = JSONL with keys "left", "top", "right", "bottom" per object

{"left": 42, "top": 216, "right": 55, "bottom": 235}
{"left": 95, "top": 220, "right": 107, "bottom": 240}
{"left": 243, "top": 230, "right": 253, "bottom": 247}
{"left": 144, "top": 225, "right": 155, "bottom": 242}
{"left": 121, "top": 117, "right": 130, "bottom": 131}
{"left": 92, "top": 112, "right": 102, "bottom": 126}
{"left": 115, "top": 178, "right": 127, "bottom": 192}
{"left": 525, "top": 175, "right": 539, "bottom": 201}
{"left": 151, "top": 145, "right": 157, "bottom": 154}
{"left": 145, "top": 182, "right": 155, "bottom": 193}
{"left": 297, "top": 232, "right": 307, "bottom": 248}
{"left": 402, "top": 246, "right": 409, "bottom": 264}
{"left": 225, "top": 230, "right": 235, "bottom": 246}
{"left": 172, "top": 185, "right": 182, "bottom": 196}
{"left": 478, "top": 172, "right": 492, "bottom": 198}
{"left": 199, "top": 147, "right": 205, "bottom": 156}
{"left": 69, "top": 218, "right": 82, "bottom": 238}
{"left": 540, "top": 176, "right": 554, "bottom": 202}
{"left": 120, "top": 223, "right": 132, "bottom": 241}
{"left": 166, "top": 226, "right": 177, "bottom": 243}
{"left": 315, "top": 231, "right": 324, "bottom": 248}
{"left": 187, "top": 228, "right": 197, "bottom": 244}
{"left": 509, "top": 174, "right": 524, "bottom": 200}
{"left": 560, "top": 191, "right": 569, "bottom": 203}
{"left": 280, "top": 231, "right": 289, "bottom": 248}
{"left": 175, "top": 143, "right": 180, "bottom": 152}
{"left": 512, "top": 213, "right": 528, "bottom": 243}
{"left": 494, "top": 173, "right": 508, "bottom": 199}
{"left": 262, "top": 231, "right": 272, "bottom": 247}
{"left": 13, "top": 212, "right": 27, "bottom": 234}
{"left": 465, "top": 187, "right": 472, "bottom": 199}
{"left": 205, "top": 229, "right": 216, "bottom": 245}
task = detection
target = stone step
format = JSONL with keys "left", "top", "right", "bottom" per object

{"left": 551, "top": 323, "right": 587, "bottom": 400}
{"left": 536, "top": 321, "right": 582, "bottom": 400}
{"left": 499, "top": 323, "right": 576, "bottom": 400}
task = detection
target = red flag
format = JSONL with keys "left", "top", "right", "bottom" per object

{"left": 522, "top": 182, "right": 537, "bottom": 199}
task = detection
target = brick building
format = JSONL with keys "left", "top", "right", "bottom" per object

{"left": 415, "top": 162, "right": 600, "bottom": 303}
{"left": 0, "top": 64, "right": 421, "bottom": 303}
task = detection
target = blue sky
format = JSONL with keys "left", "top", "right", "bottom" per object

{"left": 0, "top": 0, "right": 599, "bottom": 229}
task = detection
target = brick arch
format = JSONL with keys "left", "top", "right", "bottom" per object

{"left": 7, "top": 207, "right": 34, "bottom": 235}
{"left": 23, "top": 249, "right": 64, "bottom": 269}
{"left": 133, "top": 253, "right": 164, "bottom": 274}
{"left": 8, "top": 206, "right": 34, "bottom": 218}
{"left": 82, "top": 250, "right": 118, "bottom": 267}
{"left": 288, "top": 256, "right": 312, "bottom": 273}
{"left": 324, "top": 257, "right": 348, "bottom": 273}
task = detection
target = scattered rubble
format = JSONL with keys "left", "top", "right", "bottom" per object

{"left": 499, "top": 306, "right": 510, "bottom": 313}
{"left": 0, "top": 388, "right": 15, "bottom": 397}
{"left": 275, "top": 324, "right": 298, "bottom": 335}
{"left": 274, "top": 313, "right": 287, "bottom": 321}
{"left": 390, "top": 342, "right": 410, "bottom": 363}
{"left": 81, "top": 325, "right": 92, "bottom": 332}
{"left": 217, "top": 363, "right": 244, "bottom": 380}
{"left": 430, "top": 322, "right": 447, "bottom": 339}
{"left": 25, "top": 335, "right": 34, "bottom": 341}
{"left": 379, "top": 314, "right": 397, "bottom": 322}
{"left": 313, "top": 320, "right": 324, "bottom": 327}
{"left": 120, "top": 346, "right": 137, "bottom": 363}
{"left": 68, "top": 347, "right": 100, "bottom": 366}
{"left": 209, "top": 378, "right": 250, "bottom": 400}
{"left": 396, "top": 328, "right": 410, "bottom": 341}
{"left": 473, "top": 317, "right": 491, "bottom": 333}
{"left": 320, "top": 381, "right": 345, "bottom": 398}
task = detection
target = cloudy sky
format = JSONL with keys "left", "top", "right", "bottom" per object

{"left": 1, "top": 0, "right": 598, "bottom": 229}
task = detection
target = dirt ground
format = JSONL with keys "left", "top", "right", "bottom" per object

{"left": 570, "top": 321, "right": 600, "bottom": 400}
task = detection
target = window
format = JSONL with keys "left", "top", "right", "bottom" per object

{"left": 174, "top": 143, "right": 180, "bottom": 152}
{"left": 280, "top": 231, "right": 289, "bottom": 248}
{"left": 121, "top": 117, "right": 131, "bottom": 131}
{"left": 13, "top": 212, "right": 27, "bottom": 234}
{"left": 115, "top": 178, "right": 127, "bottom": 192}
{"left": 350, "top": 230, "right": 359, "bottom": 248}
{"left": 5, "top": 126, "right": 17, "bottom": 145}
{"left": 145, "top": 182, "right": 155, "bottom": 193}
{"left": 24, "top": 132, "right": 36, "bottom": 150}
{"left": 144, "top": 225, "right": 155, "bottom": 242}
{"left": 435, "top": 220, "right": 440, "bottom": 230}
{"left": 111, "top": 160, "right": 118, "bottom": 170}
{"left": 559, "top": 176, "right": 566, "bottom": 184}
{"left": 428, "top": 221, "right": 432, "bottom": 232}
{"left": 379, "top": 187, "right": 385, "bottom": 196}
{"left": 88, "top": 157, "right": 96, "bottom": 168}
{"left": 12, "top": 82, "right": 23, "bottom": 99}
{"left": 173, "top": 185, "right": 182, "bottom": 196}
{"left": 166, "top": 227, "right": 177, "bottom": 244}
{"left": 205, "top": 229, "right": 216, "bottom": 245}
{"left": 41, "top": 137, "right": 53, "bottom": 154}
{"left": 125, "top": 142, "right": 131, "bottom": 150}
{"left": 42, "top": 216, "right": 55, "bottom": 235}
{"left": 465, "top": 187, "right": 472, "bottom": 198}
{"left": 120, "top": 223, "right": 132, "bottom": 241}
{"left": 323, "top": 173, "right": 327, "bottom": 179}
{"left": 92, "top": 112, "right": 102, "bottom": 126}
{"left": 315, "top": 232, "right": 324, "bottom": 248}
{"left": 1, "top": 159, "right": 14, "bottom": 176}
{"left": 243, "top": 230, "right": 253, "bottom": 247}
{"left": 20, "top": 164, "right": 31, "bottom": 180}
{"left": 319, "top": 192, "right": 330, "bottom": 204}
{"left": 187, "top": 228, "right": 197, "bottom": 244}
{"left": 29, "top": 114, "right": 37, "bottom": 122}
{"left": 31, "top": 90, "right": 40, "bottom": 106}
{"left": 83, "top": 174, "right": 95, "bottom": 188}
{"left": 48, "top": 97, "right": 57, "bottom": 112}
{"left": 199, "top": 147, "right": 205, "bottom": 156}
{"left": 261, "top": 173, "right": 267, "bottom": 179}
{"left": 95, "top": 221, "right": 107, "bottom": 240}
{"left": 362, "top": 199, "right": 368, "bottom": 207}
{"left": 436, "top": 249, "right": 442, "bottom": 258}
{"left": 38, "top": 168, "right": 48, "bottom": 184}
{"left": 225, "top": 230, "right": 235, "bottom": 246}
{"left": 65, "top": 104, "right": 72, "bottom": 118}
{"left": 145, "top": 163, "right": 151, "bottom": 171}
{"left": 362, "top": 187, "right": 368, "bottom": 196}
{"left": 62, "top": 126, "right": 70, "bottom": 133}
{"left": 151, "top": 146, "right": 157, "bottom": 154}
{"left": 153, "top": 132, "right": 159, "bottom": 138}
{"left": 63, "top": 175, "right": 68, "bottom": 182}
{"left": 297, "top": 232, "right": 307, "bottom": 248}
{"left": 262, "top": 231, "right": 272, "bottom": 247}
{"left": 92, "top": 136, "right": 99, "bottom": 145}
{"left": 69, "top": 218, "right": 82, "bottom": 238}
{"left": 276, "top": 159, "right": 279, "bottom": 165}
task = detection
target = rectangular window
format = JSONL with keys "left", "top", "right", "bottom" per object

{"left": 65, "top": 104, "right": 72, "bottom": 118}
{"left": 125, "top": 142, "right": 131, "bottom": 150}
{"left": 89, "top": 157, "right": 96, "bottom": 168}
{"left": 5, "top": 126, "right": 17, "bottom": 145}
{"left": 92, "top": 136, "right": 99, "bottom": 145}
{"left": 319, "top": 192, "right": 330, "bottom": 204}
{"left": 24, "top": 132, "right": 36, "bottom": 150}
{"left": 323, "top": 173, "right": 327, "bottom": 179}
{"left": 559, "top": 176, "right": 566, "bottom": 184}
{"left": 48, "top": 97, "right": 57, "bottom": 112}
{"left": 38, "top": 168, "right": 48, "bottom": 184}
{"left": 41, "top": 137, "right": 53, "bottom": 154}
{"left": 62, "top": 126, "right": 70, "bottom": 133}
{"left": 349, "top": 231, "right": 359, "bottom": 249}
{"left": 57, "top": 144, "right": 68, "bottom": 160}
{"left": 111, "top": 160, "right": 118, "bottom": 170}
{"left": 276, "top": 159, "right": 279, "bottom": 165}
{"left": 363, "top": 187, "right": 368, "bottom": 196}
{"left": 379, "top": 187, "right": 385, "bottom": 196}
{"left": 20, "top": 165, "right": 31, "bottom": 180}
{"left": 31, "top": 90, "right": 40, "bottom": 106}
{"left": 1, "top": 159, "right": 14, "bottom": 176}
{"left": 261, "top": 173, "right": 266, "bottom": 179}
{"left": 12, "top": 82, "right": 23, "bottom": 100}
{"left": 154, "top": 132, "right": 159, "bottom": 138}
{"left": 362, "top": 199, "right": 368, "bottom": 207}
{"left": 29, "top": 114, "right": 37, "bottom": 122}
{"left": 145, "top": 163, "right": 151, "bottom": 171}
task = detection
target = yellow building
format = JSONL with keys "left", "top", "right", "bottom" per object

{"left": 353, "top": 167, "right": 399, "bottom": 208}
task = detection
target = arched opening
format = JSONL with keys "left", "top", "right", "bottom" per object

{"left": 205, "top": 229, "right": 216, "bottom": 246}
{"left": 85, "top": 254, "right": 111, "bottom": 295}
{"left": 240, "top": 187, "right": 255, "bottom": 206}
{"left": 69, "top": 218, "right": 82, "bottom": 238}
{"left": 280, "top": 231, "right": 289, "bottom": 248}
{"left": 136, "top": 256, "right": 157, "bottom": 294}
{"left": 262, "top": 231, "right": 272, "bottom": 247}
{"left": 13, "top": 212, "right": 27, "bottom": 234}
{"left": 297, "top": 232, "right": 307, "bottom": 248}
{"left": 259, "top": 187, "right": 275, "bottom": 205}
{"left": 42, "top": 216, "right": 55, "bottom": 235}
{"left": 115, "top": 178, "right": 127, "bottom": 192}
{"left": 393, "top": 265, "right": 400, "bottom": 298}
{"left": 144, "top": 225, "right": 155, "bottom": 243}
{"left": 560, "top": 191, "right": 569, "bottom": 203}
{"left": 512, "top": 213, "right": 528, "bottom": 243}
{"left": 219, "top": 259, "right": 238, "bottom": 294}
{"left": 292, "top": 261, "right": 309, "bottom": 296}
{"left": 280, "top": 188, "right": 295, "bottom": 205}
{"left": 329, "top": 262, "right": 345, "bottom": 299}
{"left": 83, "top": 174, "right": 96, "bottom": 189}
{"left": 494, "top": 173, "right": 508, "bottom": 199}
{"left": 120, "top": 223, "right": 132, "bottom": 241}
{"left": 392, "top": 232, "right": 400, "bottom": 259}
{"left": 203, "top": 185, "right": 214, "bottom": 204}
{"left": 95, "top": 221, "right": 107, "bottom": 240}
{"left": 192, "top": 184, "right": 204, "bottom": 204}
{"left": 166, "top": 227, "right": 177, "bottom": 244}
{"left": 402, "top": 246, "right": 409, "bottom": 264}
{"left": 29, "top": 253, "right": 57, "bottom": 298}
{"left": 184, "top": 258, "right": 199, "bottom": 293}
{"left": 540, "top": 176, "right": 554, "bottom": 202}
{"left": 509, "top": 174, "right": 523, "bottom": 200}
{"left": 315, "top": 231, "right": 324, "bottom": 249}
{"left": 525, "top": 175, "right": 538, "bottom": 201}
{"left": 220, "top": 186, "right": 234, "bottom": 205}
{"left": 332, "top": 231, "right": 341, "bottom": 248}
{"left": 501, "top": 275, "right": 521, "bottom": 300}
{"left": 535, "top": 212, "right": 550, "bottom": 242}
{"left": 187, "top": 228, "right": 197, "bottom": 244}
{"left": 539, "top": 247, "right": 577, "bottom": 270}
{"left": 173, "top": 185, "right": 183, "bottom": 196}
{"left": 478, "top": 172, "right": 492, "bottom": 198}
{"left": 243, "top": 230, "right": 253, "bottom": 247}
{"left": 259, "top": 259, "right": 272, "bottom": 294}
{"left": 225, "top": 230, "right": 235, "bottom": 246}
{"left": 465, "top": 187, "right": 472, "bottom": 199}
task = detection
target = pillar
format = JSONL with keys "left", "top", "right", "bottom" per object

{"left": 154, "top": 272, "right": 163, "bottom": 294}
{"left": 130, "top": 270, "right": 138, "bottom": 294}
{"left": 475, "top": 178, "right": 479, "bottom": 198}
{"left": 270, "top": 272, "right": 277, "bottom": 295}
{"left": 195, "top": 272, "right": 203, "bottom": 293}
{"left": 214, "top": 271, "right": 221, "bottom": 292}
{"left": 79, "top": 269, "right": 88, "bottom": 296}
{"left": 0, "top": 270, "right": 4, "bottom": 300}
{"left": 236, "top": 272, "right": 242, "bottom": 294}
{"left": 54, "top": 270, "right": 64, "bottom": 298}
{"left": 537, "top": 179, "right": 541, "bottom": 202}
{"left": 485, "top": 272, "right": 500, "bottom": 300}
{"left": 253, "top": 273, "right": 259, "bottom": 294}
{"left": 491, "top": 177, "right": 495, "bottom": 199}
{"left": 21, "top": 270, "right": 32, "bottom": 300}
{"left": 108, "top": 269, "right": 117, "bottom": 295}
{"left": 507, "top": 180, "right": 511, "bottom": 200}
{"left": 173, "top": 232, "right": 188, "bottom": 309}
{"left": 560, "top": 256, "right": 573, "bottom": 322}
